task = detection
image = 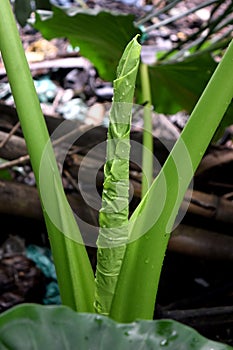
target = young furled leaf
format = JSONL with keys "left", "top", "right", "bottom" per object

{"left": 94, "top": 35, "right": 141, "bottom": 316}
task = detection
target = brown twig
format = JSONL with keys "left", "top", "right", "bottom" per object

{"left": 0, "top": 154, "right": 30, "bottom": 170}
{"left": 0, "top": 121, "right": 20, "bottom": 148}
{"left": 0, "top": 123, "right": 94, "bottom": 170}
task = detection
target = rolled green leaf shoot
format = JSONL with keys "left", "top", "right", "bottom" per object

{"left": 94, "top": 35, "right": 141, "bottom": 316}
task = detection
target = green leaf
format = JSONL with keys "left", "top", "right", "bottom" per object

{"left": 33, "top": 6, "right": 141, "bottom": 81}
{"left": 94, "top": 35, "right": 141, "bottom": 316}
{"left": 0, "top": 304, "right": 232, "bottom": 350}
{"left": 32, "top": 6, "right": 233, "bottom": 129}
{"left": 0, "top": 159, "right": 12, "bottom": 180}
{"left": 35, "top": 0, "right": 51, "bottom": 10}
{"left": 14, "top": 0, "right": 33, "bottom": 27}
{"left": 138, "top": 53, "right": 217, "bottom": 114}
{"left": 141, "top": 51, "right": 233, "bottom": 137}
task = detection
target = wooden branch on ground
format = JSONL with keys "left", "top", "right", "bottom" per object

{"left": 169, "top": 224, "right": 233, "bottom": 261}
{"left": 1, "top": 123, "right": 233, "bottom": 230}
{"left": 0, "top": 131, "right": 27, "bottom": 160}
{"left": 1, "top": 179, "right": 233, "bottom": 260}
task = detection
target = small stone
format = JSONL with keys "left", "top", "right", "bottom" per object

{"left": 85, "top": 103, "right": 106, "bottom": 125}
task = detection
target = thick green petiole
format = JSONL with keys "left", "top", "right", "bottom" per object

{"left": 140, "top": 62, "right": 153, "bottom": 198}
{"left": 0, "top": 0, "right": 94, "bottom": 312}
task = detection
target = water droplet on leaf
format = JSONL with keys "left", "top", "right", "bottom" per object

{"left": 160, "top": 339, "right": 169, "bottom": 347}
{"left": 170, "top": 330, "right": 177, "bottom": 339}
{"left": 95, "top": 316, "right": 103, "bottom": 326}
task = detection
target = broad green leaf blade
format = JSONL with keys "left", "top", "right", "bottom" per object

{"left": 33, "top": 6, "right": 141, "bottom": 81}
{"left": 94, "top": 36, "right": 141, "bottom": 316}
{"left": 32, "top": 6, "right": 233, "bottom": 129}
{"left": 0, "top": 304, "right": 232, "bottom": 350}
{"left": 143, "top": 51, "right": 233, "bottom": 138}
{"left": 0, "top": 0, "right": 94, "bottom": 312}
{"left": 14, "top": 0, "right": 33, "bottom": 27}
{"left": 110, "top": 39, "right": 233, "bottom": 322}
{"left": 35, "top": 0, "right": 51, "bottom": 10}
{"left": 137, "top": 52, "right": 217, "bottom": 114}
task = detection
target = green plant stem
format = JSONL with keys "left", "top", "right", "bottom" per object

{"left": 0, "top": 0, "right": 94, "bottom": 312}
{"left": 140, "top": 62, "right": 153, "bottom": 198}
{"left": 110, "top": 38, "right": 233, "bottom": 322}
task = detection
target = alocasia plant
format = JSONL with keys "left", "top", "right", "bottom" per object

{"left": 0, "top": 1, "right": 233, "bottom": 348}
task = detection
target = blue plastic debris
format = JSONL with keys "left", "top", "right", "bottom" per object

{"left": 34, "top": 76, "right": 58, "bottom": 103}
{"left": 50, "top": 0, "right": 75, "bottom": 7}
{"left": 116, "top": 0, "right": 142, "bottom": 6}
{"left": 26, "top": 244, "right": 61, "bottom": 305}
